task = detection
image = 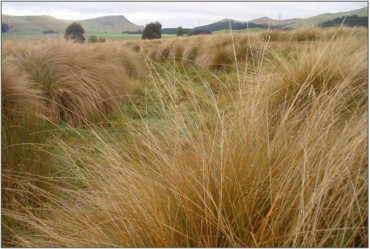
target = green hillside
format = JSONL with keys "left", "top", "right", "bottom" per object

{"left": 193, "top": 7, "right": 367, "bottom": 32}
{"left": 288, "top": 7, "right": 368, "bottom": 28}
{"left": 79, "top": 15, "right": 144, "bottom": 33}
{"left": 2, "top": 14, "right": 144, "bottom": 36}
{"left": 2, "top": 14, "right": 68, "bottom": 33}
{"left": 248, "top": 16, "right": 302, "bottom": 26}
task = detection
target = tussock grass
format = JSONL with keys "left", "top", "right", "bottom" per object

{"left": 229, "top": 31, "right": 368, "bottom": 246}
{"left": 195, "top": 35, "right": 237, "bottom": 71}
{"left": 1, "top": 39, "right": 143, "bottom": 244}
{"left": 2, "top": 27, "right": 368, "bottom": 247}
{"left": 265, "top": 34, "right": 367, "bottom": 129}
{"left": 182, "top": 36, "right": 205, "bottom": 65}
{"left": 87, "top": 41, "right": 147, "bottom": 78}
{"left": 2, "top": 56, "right": 47, "bottom": 120}
{"left": 3, "top": 40, "right": 138, "bottom": 127}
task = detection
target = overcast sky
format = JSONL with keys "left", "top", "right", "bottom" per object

{"left": 2, "top": 1, "right": 368, "bottom": 28}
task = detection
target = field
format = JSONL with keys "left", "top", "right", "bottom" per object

{"left": 2, "top": 26, "right": 368, "bottom": 247}
{"left": 2, "top": 31, "right": 177, "bottom": 40}
{"left": 213, "top": 27, "right": 263, "bottom": 34}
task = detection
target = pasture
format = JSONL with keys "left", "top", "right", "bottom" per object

{"left": 2, "top": 26, "right": 368, "bottom": 247}
{"left": 2, "top": 31, "right": 177, "bottom": 40}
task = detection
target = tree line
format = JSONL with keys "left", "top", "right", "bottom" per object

{"left": 319, "top": 15, "right": 368, "bottom": 28}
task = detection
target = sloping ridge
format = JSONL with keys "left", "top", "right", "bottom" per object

{"left": 249, "top": 16, "right": 302, "bottom": 26}
{"left": 288, "top": 6, "right": 368, "bottom": 28}
{"left": 194, "top": 6, "right": 367, "bottom": 31}
{"left": 78, "top": 15, "right": 144, "bottom": 33}
{"left": 2, "top": 14, "right": 144, "bottom": 33}
{"left": 2, "top": 14, "right": 69, "bottom": 32}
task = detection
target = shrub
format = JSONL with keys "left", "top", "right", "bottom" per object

{"left": 98, "top": 36, "right": 106, "bottom": 42}
{"left": 87, "top": 35, "right": 98, "bottom": 43}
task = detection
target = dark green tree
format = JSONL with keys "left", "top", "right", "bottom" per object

{"left": 176, "top": 26, "right": 184, "bottom": 37}
{"left": 187, "top": 29, "right": 194, "bottom": 36}
{"left": 2, "top": 23, "right": 9, "bottom": 33}
{"left": 64, "top": 22, "right": 85, "bottom": 42}
{"left": 319, "top": 15, "right": 368, "bottom": 28}
{"left": 142, "top": 21, "right": 162, "bottom": 39}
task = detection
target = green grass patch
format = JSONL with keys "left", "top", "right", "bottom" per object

{"left": 3, "top": 31, "right": 177, "bottom": 41}
{"left": 213, "top": 28, "right": 264, "bottom": 34}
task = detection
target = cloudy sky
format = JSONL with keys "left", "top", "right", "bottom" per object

{"left": 2, "top": 1, "right": 368, "bottom": 28}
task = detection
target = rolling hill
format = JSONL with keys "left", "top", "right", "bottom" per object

{"left": 2, "top": 14, "right": 68, "bottom": 33}
{"left": 194, "top": 19, "right": 267, "bottom": 32}
{"left": 287, "top": 6, "right": 368, "bottom": 28}
{"left": 2, "top": 14, "right": 143, "bottom": 34}
{"left": 248, "top": 16, "right": 302, "bottom": 27}
{"left": 249, "top": 7, "right": 368, "bottom": 29}
{"left": 78, "top": 15, "right": 143, "bottom": 33}
{"left": 195, "top": 6, "right": 367, "bottom": 31}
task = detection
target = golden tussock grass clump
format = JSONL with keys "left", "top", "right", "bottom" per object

{"left": 2, "top": 55, "right": 54, "bottom": 208}
{"left": 2, "top": 56, "right": 47, "bottom": 120}
{"left": 261, "top": 28, "right": 321, "bottom": 42}
{"left": 227, "top": 32, "right": 367, "bottom": 246}
{"left": 261, "top": 26, "right": 368, "bottom": 44}
{"left": 142, "top": 41, "right": 162, "bottom": 61}
{"left": 151, "top": 41, "right": 173, "bottom": 62}
{"left": 135, "top": 39, "right": 164, "bottom": 61}
{"left": 263, "top": 32, "right": 367, "bottom": 129}
{"left": 162, "top": 39, "right": 186, "bottom": 61}
{"left": 195, "top": 34, "right": 237, "bottom": 71}
{"left": 3, "top": 40, "right": 137, "bottom": 127}
{"left": 133, "top": 38, "right": 186, "bottom": 62}
{"left": 194, "top": 33, "right": 266, "bottom": 71}
{"left": 2, "top": 55, "right": 57, "bottom": 231}
{"left": 182, "top": 36, "right": 205, "bottom": 65}
{"left": 88, "top": 41, "right": 147, "bottom": 78}
{"left": 230, "top": 33, "right": 264, "bottom": 61}
{"left": 319, "top": 26, "right": 369, "bottom": 42}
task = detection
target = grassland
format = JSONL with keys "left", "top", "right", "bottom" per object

{"left": 2, "top": 31, "right": 177, "bottom": 40}
{"left": 213, "top": 27, "right": 263, "bottom": 34}
{"left": 2, "top": 26, "right": 368, "bottom": 247}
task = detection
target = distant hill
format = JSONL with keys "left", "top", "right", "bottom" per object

{"left": 2, "top": 14, "right": 68, "bottom": 33}
{"left": 192, "top": 6, "right": 367, "bottom": 32}
{"left": 249, "top": 16, "right": 302, "bottom": 27}
{"left": 287, "top": 7, "right": 368, "bottom": 28}
{"left": 78, "top": 15, "right": 143, "bottom": 33}
{"left": 1, "top": 14, "right": 143, "bottom": 34}
{"left": 195, "top": 19, "right": 270, "bottom": 32}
